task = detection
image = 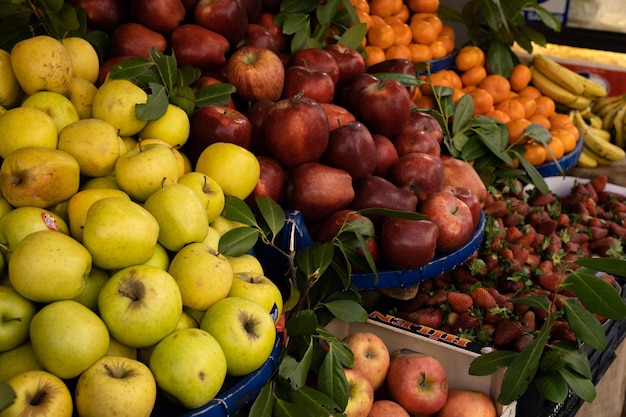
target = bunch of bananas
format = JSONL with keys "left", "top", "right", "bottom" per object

{"left": 589, "top": 94, "right": 626, "bottom": 148}
{"left": 530, "top": 54, "right": 607, "bottom": 110}
{"left": 571, "top": 109, "right": 626, "bottom": 168}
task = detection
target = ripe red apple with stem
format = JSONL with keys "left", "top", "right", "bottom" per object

{"left": 441, "top": 155, "right": 488, "bottom": 208}
{"left": 225, "top": 45, "right": 285, "bottom": 103}
{"left": 319, "top": 102, "right": 356, "bottom": 131}
{"left": 343, "top": 367, "right": 375, "bottom": 417}
{"left": 419, "top": 191, "right": 474, "bottom": 253}
{"left": 440, "top": 185, "right": 481, "bottom": 231}
{"left": 288, "top": 47, "right": 340, "bottom": 86}
{"left": 282, "top": 65, "right": 335, "bottom": 104}
{"left": 379, "top": 217, "right": 438, "bottom": 270}
{"left": 403, "top": 110, "right": 444, "bottom": 143}
{"left": 342, "top": 332, "right": 390, "bottom": 391}
{"left": 323, "top": 43, "right": 366, "bottom": 89}
{"left": 322, "top": 120, "right": 377, "bottom": 181}
{"left": 388, "top": 152, "right": 444, "bottom": 201}
{"left": 393, "top": 129, "right": 441, "bottom": 157}
{"left": 240, "top": 23, "right": 279, "bottom": 53}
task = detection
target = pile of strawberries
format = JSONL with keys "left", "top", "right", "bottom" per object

{"left": 391, "top": 175, "right": 624, "bottom": 351}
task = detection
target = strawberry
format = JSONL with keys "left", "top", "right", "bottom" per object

{"left": 493, "top": 319, "right": 526, "bottom": 346}
{"left": 425, "top": 289, "right": 448, "bottom": 307}
{"left": 405, "top": 308, "right": 443, "bottom": 329}
{"left": 487, "top": 287, "right": 508, "bottom": 308}
{"left": 520, "top": 310, "right": 536, "bottom": 333}
{"left": 445, "top": 311, "right": 459, "bottom": 327}
{"left": 470, "top": 287, "right": 497, "bottom": 309}
{"left": 537, "top": 272, "right": 562, "bottom": 292}
{"left": 446, "top": 291, "right": 473, "bottom": 313}
{"left": 514, "top": 334, "right": 534, "bottom": 352}
{"left": 455, "top": 311, "right": 481, "bottom": 331}
{"left": 550, "top": 321, "right": 576, "bottom": 342}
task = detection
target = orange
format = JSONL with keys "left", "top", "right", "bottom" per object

{"left": 460, "top": 65, "right": 487, "bottom": 87}
{"left": 408, "top": 0, "right": 440, "bottom": 13}
{"left": 369, "top": 0, "right": 396, "bottom": 18}
{"left": 495, "top": 98, "right": 526, "bottom": 121}
{"left": 550, "top": 128, "right": 577, "bottom": 153}
{"left": 515, "top": 95, "right": 537, "bottom": 119}
{"left": 383, "top": 15, "right": 403, "bottom": 25}
{"left": 440, "top": 24, "right": 455, "bottom": 38}
{"left": 485, "top": 109, "right": 511, "bottom": 124}
{"left": 423, "top": 14, "right": 443, "bottom": 34}
{"left": 506, "top": 118, "right": 532, "bottom": 145}
{"left": 437, "top": 35, "right": 455, "bottom": 55}
{"left": 534, "top": 95, "right": 556, "bottom": 117}
{"left": 409, "top": 43, "right": 433, "bottom": 62}
{"left": 517, "top": 85, "right": 542, "bottom": 99}
{"left": 364, "top": 45, "right": 386, "bottom": 66}
{"left": 454, "top": 45, "right": 485, "bottom": 72}
{"left": 548, "top": 113, "right": 573, "bottom": 130}
{"left": 370, "top": 14, "right": 386, "bottom": 27}
{"left": 467, "top": 87, "right": 494, "bottom": 116}
{"left": 352, "top": 0, "right": 370, "bottom": 13}
{"left": 421, "top": 71, "right": 453, "bottom": 96}
{"left": 413, "top": 94, "right": 437, "bottom": 109}
{"left": 544, "top": 135, "right": 565, "bottom": 160}
{"left": 523, "top": 141, "right": 547, "bottom": 165}
{"left": 477, "top": 73, "right": 511, "bottom": 104}
{"left": 385, "top": 44, "right": 413, "bottom": 61}
{"left": 390, "top": 22, "right": 413, "bottom": 45}
{"left": 528, "top": 114, "right": 551, "bottom": 130}
{"left": 442, "top": 70, "right": 463, "bottom": 90}
{"left": 367, "top": 24, "right": 396, "bottom": 49}
{"left": 357, "top": 10, "right": 373, "bottom": 31}
{"left": 393, "top": 5, "right": 410, "bottom": 22}
{"left": 509, "top": 64, "right": 532, "bottom": 92}
{"left": 451, "top": 88, "right": 466, "bottom": 104}
{"left": 429, "top": 40, "right": 448, "bottom": 59}
{"left": 410, "top": 19, "right": 438, "bottom": 45}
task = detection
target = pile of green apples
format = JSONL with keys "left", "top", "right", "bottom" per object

{"left": 0, "top": 34, "right": 284, "bottom": 417}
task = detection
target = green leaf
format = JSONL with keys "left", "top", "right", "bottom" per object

{"left": 257, "top": 197, "right": 286, "bottom": 239}
{"left": 561, "top": 297, "right": 606, "bottom": 350}
{"left": 177, "top": 65, "right": 201, "bottom": 88}
{"left": 323, "top": 299, "right": 368, "bottom": 323}
{"left": 507, "top": 294, "right": 551, "bottom": 311}
{"left": 469, "top": 349, "right": 518, "bottom": 376}
{"left": 0, "top": 382, "right": 15, "bottom": 412}
{"left": 539, "top": 349, "right": 565, "bottom": 373}
{"left": 567, "top": 269, "right": 626, "bottom": 320}
{"left": 150, "top": 48, "right": 177, "bottom": 91}
{"left": 194, "top": 83, "right": 237, "bottom": 108}
{"left": 286, "top": 310, "right": 319, "bottom": 336}
{"left": 487, "top": 40, "right": 515, "bottom": 76}
{"left": 525, "top": 123, "right": 552, "bottom": 145}
{"left": 108, "top": 57, "right": 156, "bottom": 83}
{"left": 534, "top": 372, "right": 569, "bottom": 404}
{"left": 559, "top": 365, "right": 596, "bottom": 402}
{"left": 136, "top": 82, "right": 169, "bottom": 121}
{"left": 218, "top": 227, "right": 259, "bottom": 256}
{"left": 515, "top": 152, "right": 550, "bottom": 194}
{"left": 532, "top": 5, "right": 562, "bottom": 32}
{"left": 273, "top": 397, "right": 319, "bottom": 417}
{"left": 325, "top": 336, "right": 355, "bottom": 368}
{"left": 451, "top": 94, "right": 474, "bottom": 135}
{"left": 296, "top": 242, "right": 334, "bottom": 278}
{"left": 282, "top": 13, "right": 310, "bottom": 35}
{"left": 552, "top": 341, "right": 592, "bottom": 379}
{"left": 286, "top": 385, "right": 342, "bottom": 415}
{"left": 222, "top": 195, "right": 258, "bottom": 227}
{"left": 316, "top": 0, "right": 341, "bottom": 27}
{"left": 575, "top": 257, "right": 626, "bottom": 278}
{"left": 317, "top": 343, "right": 350, "bottom": 409}
{"left": 279, "top": 339, "right": 314, "bottom": 390}
{"left": 280, "top": 0, "right": 317, "bottom": 14}
{"left": 249, "top": 382, "right": 274, "bottom": 417}
{"left": 373, "top": 72, "right": 420, "bottom": 87}
{"left": 337, "top": 22, "right": 366, "bottom": 50}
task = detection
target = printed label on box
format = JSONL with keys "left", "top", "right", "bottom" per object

{"left": 524, "top": 0, "right": 570, "bottom": 24}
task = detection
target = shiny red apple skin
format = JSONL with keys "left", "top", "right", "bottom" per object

{"left": 240, "top": 23, "right": 279, "bottom": 53}
{"left": 240, "top": 0, "right": 262, "bottom": 22}
{"left": 419, "top": 191, "right": 475, "bottom": 253}
{"left": 244, "top": 99, "right": 274, "bottom": 155}
{"left": 263, "top": 94, "right": 329, "bottom": 167}
{"left": 342, "top": 332, "right": 390, "bottom": 391}
{"left": 341, "top": 72, "right": 379, "bottom": 112}
{"left": 282, "top": 65, "right": 335, "bottom": 104}
{"left": 68, "top": 0, "right": 130, "bottom": 33}
{"left": 354, "top": 78, "right": 414, "bottom": 138}
{"left": 225, "top": 46, "right": 285, "bottom": 104}
{"left": 441, "top": 185, "right": 481, "bottom": 231}
{"left": 107, "top": 22, "right": 167, "bottom": 59}
{"left": 372, "top": 134, "right": 399, "bottom": 178}
{"left": 437, "top": 389, "right": 497, "bottom": 417}
{"left": 441, "top": 155, "right": 488, "bottom": 208}
{"left": 288, "top": 48, "right": 340, "bottom": 86}
{"left": 324, "top": 43, "right": 366, "bottom": 90}
{"left": 393, "top": 130, "right": 441, "bottom": 157}
{"left": 169, "top": 24, "right": 230, "bottom": 72}
{"left": 388, "top": 152, "right": 444, "bottom": 201}
{"left": 322, "top": 121, "right": 377, "bottom": 181}
{"left": 257, "top": 12, "right": 288, "bottom": 53}
{"left": 380, "top": 218, "right": 439, "bottom": 270}
{"left": 129, "top": 0, "right": 185, "bottom": 35}
{"left": 386, "top": 351, "right": 449, "bottom": 415}
{"left": 403, "top": 110, "right": 444, "bottom": 143}
{"left": 245, "top": 155, "right": 286, "bottom": 209}
{"left": 350, "top": 175, "right": 418, "bottom": 225}
{"left": 367, "top": 400, "right": 410, "bottom": 417}
{"left": 286, "top": 162, "right": 355, "bottom": 221}
{"left": 193, "top": 0, "right": 248, "bottom": 46}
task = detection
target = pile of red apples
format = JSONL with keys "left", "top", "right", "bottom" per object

{"left": 340, "top": 331, "right": 498, "bottom": 417}
{"left": 83, "top": 0, "right": 487, "bottom": 271}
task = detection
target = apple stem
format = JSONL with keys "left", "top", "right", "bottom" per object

{"left": 29, "top": 388, "right": 48, "bottom": 406}
{"left": 418, "top": 371, "right": 427, "bottom": 387}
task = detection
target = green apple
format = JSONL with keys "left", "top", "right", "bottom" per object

{"left": 0, "top": 147, "right": 80, "bottom": 208}
{"left": 143, "top": 183, "right": 209, "bottom": 252}
{"left": 149, "top": 328, "right": 227, "bottom": 409}
{"left": 226, "top": 253, "right": 265, "bottom": 275}
{"left": 178, "top": 171, "right": 225, "bottom": 223}
{"left": 143, "top": 242, "right": 170, "bottom": 270}
{"left": 0, "top": 194, "right": 13, "bottom": 220}
{"left": 0, "top": 107, "right": 58, "bottom": 158}
{"left": 2, "top": 370, "right": 73, "bottom": 417}
{"left": 0, "top": 49, "right": 23, "bottom": 109}
{"left": 9, "top": 230, "right": 91, "bottom": 303}
{"left": 105, "top": 337, "right": 137, "bottom": 360}
{"left": 0, "top": 286, "right": 37, "bottom": 352}
{"left": 75, "top": 356, "right": 157, "bottom": 417}
{"left": 194, "top": 142, "right": 260, "bottom": 200}
{"left": 10, "top": 35, "right": 73, "bottom": 96}
{"left": 167, "top": 242, "right": 233, "bottom": 311}
{"left": 57, "top": 118, "right": 122, "bottom": 177}
{"left": 202, "top": 225, "right": 221, "bottom": 251}
{"left": 61, "top": 37, "right": 100, "bottom": 85}
{"left": 200, "top": 296, "right": 276, "bottom": 376}
{"left": 0, "top": 206, "right": 69, "bottom": 254}
{"left": 0, "top": 342, "right": 43, "bottom": 382}
{"left": 183, "top": 306, "right": 205, "bottom": 326}
{"left": 210, "top": 215, "right": 247, "bottom": 236}
{"left": 114, "top": 141, "right": 180, "bottom": 203}
{"left": 80, "top": 175, "right": 120, "bottom": 190}
{"left": 228, "top": 272, "right": 284, "bottom": 324}
{"left": 21, "top": 91, "right": 80, "bottom": 133}
{"left": 71, "top": 266, "right": 109, "bottom": 312}
{"left": 92, "top": 79, "right": 148, "bottom": 136}
{"left": 30, "top": 300, "right": 110, "bottom": 379}
{"left": 139, "top": 103, "right": 190, "bottom": 148}
{"left": 131, "top": 138, "right": 186, "bottom": 179}
{"left": 82, "top": 197, "right": 160, "bottom": 270}
{"left": 98, "top": 265, "right": 183, "bottom": 348}
{"left": 66, "top": 188, "right": 130, "bottom": 242}
{"left": 67, "top": 77, "right": 97, "bottom": 119}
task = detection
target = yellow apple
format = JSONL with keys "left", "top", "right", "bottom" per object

{"left": 10, "top": 35, "right": 73, "bottom": 96}
{"left": 2, "top": 370, "right": 73, "bottom": 417}
{"left": 66, "top": 187, "right": 131, "bottom": 242}
{"left": 92, "top": 79, "right": 149, "bottom": 136}
{"left": 21, "top": 90, "right": 80, "bottom": 133}
{"left": 67, "top": 77, "right": 98, "bottom": 119}
{"left": 226, "top": 253, "right": 265, "bottom": 275}
{"left": 61, "top": 37, "right": 100, "bottom": 84}
{"left": 0, "top": 49, "right": 23, "bottom": 109}
{"left": 139, "top": 103, "right": 190, "bottom": 148}
{"left": 80, "top": 175, "right": 120, "bottom": 191}
{"left": 0, "top": 107, "right": 58, "bottom": 158}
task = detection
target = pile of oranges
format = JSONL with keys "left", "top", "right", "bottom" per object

{"left": 413, "top": 45, "right": 580, "bottom": 166}
{"left": 353, "top": 0, "right": 456, "bottom": 67}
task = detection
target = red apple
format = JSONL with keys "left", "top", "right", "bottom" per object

{"left": 367, "top": 58, "right": 417, "bottom": 97}
{"left": 97, "top": 55, "right": 133, "bottom": 86}
{"left": 343, "top": 368, "right": 375, "bottom": 417}
{"left": 342, "top": 332, "right": 390, "bottom": 391}
{"left": 367, "top": 400, "right": 410, "bottom": 417}
{"left": 244, "top": 98, "right": 274, "bottom": 154}
{"left": 193, "top": 76, "right": 236, "bottom": 109}
{"left": 239, "top": 23, "right": 279, "bottom": 53}
{"left": 169, "top": 24, "right": 230, "bottom": 72}
{"left": 283, "top": 65, "right": 335, "bottom": 104}
{"left": 129, "top": 0, "right": 186, "bottom": 35}
{"left": 181, "top": 0, "right": 200, "bottom": 14}
{"left": 193, "top": 0, "right": 248, "bottom": 46}
{"left": 257, "top": 12, "right": 288, "bottom": 53}
{"left": 388, "top": 152, "right": 444, "bottom": 201}
{"left": 441, "top": 155, "right": 488, "bottom": 208}
{"left": 419, "top": 191, "right": 474, "bottom": 253}
{"left": 263, "top": 94, "right": 329, "bottom": 167}
{"left": 186, "top": 105, "right": 252, "bottom": 163}
{"left": 68, "top": 0, "right": 130, "bottom": 33}
{"left": 322, "top": 120, "right": 377, "bottom": 181}
{"left": 107, "top": 22, "right": 167, "bottom": 59}
{"left": 437, "top": 389, "right": 497, "bottom": 417}
{"left": 379, "top": 217, "right": 438, "bottom": 270}
{"left": 341, "top": 72, "right": 379, "bottom": 112}
{"left": 372, "top": 134, "right": 399, "bottom": 177}
{"left": 286, "top": 162, "right": 355, "bottom": 221}
{"left": 245, "top": 155, "right": 286, "bottom": 209}
{"left": 403, "top": 110, "right": 444, "bottom": 143}
{"left": 386, "top": 350, "right": 448, "bottom": 416}
{"left": 225, "top": 45, "right": 285, "bottom": 103}
{"left": 354, "top": 78, "right": 413, "bottom": 138}
{"left": 288, "top": 47, "right": 340, "bottom": 86}
{"left": 393, "top": 129, "right": 441, "bottom": 157}
{"left": 350, "top": 176, "right": 418, "bottom": 225}
{"left": 441, "top": 185, "right": 481, "bottom": 231}
{"left": 319, "top": 103, "right": 356, "bottom": 131}
{"left": 240, "top": 0, "right": 262, "bottom": 22}
{"left": 324, "top": 43, "right": 366, "bottom": 89}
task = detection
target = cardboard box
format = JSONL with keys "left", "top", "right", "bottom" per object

{"left": 524, "top": 0, "right": 570, "bottom": 25}
{"left": 326, "top": 312, "right": 516, "bottom": 417}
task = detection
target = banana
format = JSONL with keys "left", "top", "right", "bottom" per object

{"left": 584, "top": 145, "right": 614, "bottom": 166}
{"left": 613, "top": 103, "right": 626, "bottom": 148}
{"left": 577, "top": 147, "right": 599, "bottom": 168}
{"left": 573, "top": 111, "right": 626, "bottom": 161}
{"left": 530, "top": 66, "right": 582, "bottom": 107}
{"left": 588, "top": 114, "right": 604, "bottom": 129}
{"left": 533, "top": 54, "right": 607, "bottom": 99}
{"left": 592, "top": 95, "right": 626, "bottom": 119}
{"left": 601, "top": 102, "right": 626, "bottom": 131}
